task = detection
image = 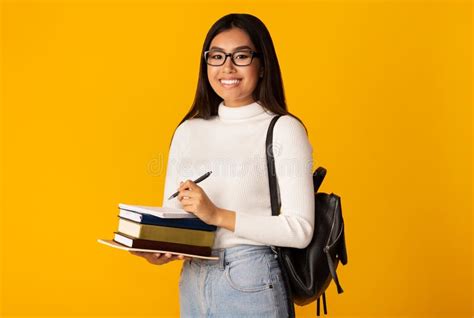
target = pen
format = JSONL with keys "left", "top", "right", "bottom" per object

{"left": 167, "top": 171, "right": 213, "bottom": 200}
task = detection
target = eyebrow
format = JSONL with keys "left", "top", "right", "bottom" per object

{"left": 209, "top": 45, "right": 254, "bottom": 51}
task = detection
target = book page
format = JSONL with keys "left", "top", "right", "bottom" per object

{"left": 118, "top": 203, "right": 195, "bottom": 218}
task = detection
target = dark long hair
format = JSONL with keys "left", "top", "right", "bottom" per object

{"left": 178, "top": 13, "right": 307, "bottom": 133}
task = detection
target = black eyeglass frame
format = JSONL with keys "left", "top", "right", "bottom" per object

{"left": 203, "top": 50, "right": 260, "bottom": 67}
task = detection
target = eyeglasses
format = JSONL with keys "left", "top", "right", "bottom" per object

{"left": 204, "top": 50, "right": 259, "bottom": 66}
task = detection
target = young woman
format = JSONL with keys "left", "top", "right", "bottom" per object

{"left": 131, "top": 13, "right": 315, "bottom": 317}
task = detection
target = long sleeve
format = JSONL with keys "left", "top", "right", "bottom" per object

{"left": 233, "top": 115, "right": 315, "bottom": 249}
{"left": 161, "top": 121, "right": 189, "bottom": 210}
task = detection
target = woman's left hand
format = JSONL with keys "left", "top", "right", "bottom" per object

{"left": 177, "top": 180, "right": 220, "bottom": 225}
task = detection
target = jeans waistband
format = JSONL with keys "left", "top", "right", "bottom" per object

{"left": 191, "top": 244, "right": 274, "bottom": 269}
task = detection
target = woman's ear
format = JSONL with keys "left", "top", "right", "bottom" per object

{"left": 259, "top": 68, "right": 264, "bottom": 78}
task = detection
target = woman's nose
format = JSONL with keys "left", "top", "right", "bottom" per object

{"left": 222, "top": 56, "right": 236, "bottom": 73}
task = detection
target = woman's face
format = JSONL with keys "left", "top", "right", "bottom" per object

{"left": 207, "top": 28, "right": 262, "bottom": 107}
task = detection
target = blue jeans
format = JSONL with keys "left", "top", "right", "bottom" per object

{"left": 179, "top": 244, "right": 295, "bottom": 318}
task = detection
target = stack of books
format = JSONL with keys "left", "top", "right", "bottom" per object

{"left": 112, "top": 203, "right": 217, "bottom": 257}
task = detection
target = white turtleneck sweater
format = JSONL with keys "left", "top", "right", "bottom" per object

{"left": 162, "top": 101, "right": 315, "bottom": 249}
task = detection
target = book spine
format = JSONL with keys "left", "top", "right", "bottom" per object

{"left": 118, "top": 219, "right": 215, "bottom": 247}
{"left": 140, "top": 215, "right": 216, "bottom": 231}
{"left": 119, "top": 210, "right": 216, "bottom": 231}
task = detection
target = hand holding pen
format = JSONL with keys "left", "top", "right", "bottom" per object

{"left": 168, "top": 171, "right": 212, "bottom": 200}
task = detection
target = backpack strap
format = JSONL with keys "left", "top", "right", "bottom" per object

{"left": 325, "top": 242, "right": 344, "bottom": 294}
{"left": 266, "top": 116, "right": 327, "bottom": 316}
{"left": 265, "top": 115, "right": 282, "bottom": 217}
{"left": 324, "top": 197, "right": 345, "bottom": 294}
{"left": 266, "top": 117, "right": 327, "bottom": 213}
{"left": 316, "top": 292, "right": 328, "bottom": 316}
{"left": 313, "top": 167, "right": 326, "bottom": 192}
{"left": 265, "top": 116, "right": 297, "bottom": 317}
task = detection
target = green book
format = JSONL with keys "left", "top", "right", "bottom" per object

{"left": 117, "top": 218, "right": 215, "bottom": 247}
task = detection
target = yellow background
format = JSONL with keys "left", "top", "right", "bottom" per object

{"left": 1, "top": 0, "right": 472, "bottom": 317}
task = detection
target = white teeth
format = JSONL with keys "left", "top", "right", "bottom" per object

{"left": 220, "top": 79, "right": 241, "bottom": 85}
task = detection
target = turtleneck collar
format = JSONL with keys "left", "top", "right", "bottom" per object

{"left": 218, "top": 100, "right": 266, "bottom": 121}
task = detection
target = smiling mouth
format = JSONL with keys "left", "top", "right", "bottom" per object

{"left": 219, "top": 79, "right": 241, "bottom": 87}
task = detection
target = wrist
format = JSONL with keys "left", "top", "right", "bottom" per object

{"left": 213, "top": 208, "right": 236, "bottom": 232}
{"left": 213, "top": 207, "right": 225, "bottom": 227}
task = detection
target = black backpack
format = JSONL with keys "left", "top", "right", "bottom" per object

{"left": 266, "top": 116, "right": 348, "bottom": 316}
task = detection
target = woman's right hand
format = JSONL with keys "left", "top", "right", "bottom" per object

{"left": 129, "top": 251, "right": 191, "bottom": 265}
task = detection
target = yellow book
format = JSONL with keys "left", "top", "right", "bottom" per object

{"left": 117, "top": 218, "right": 215, "bottom": 247}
